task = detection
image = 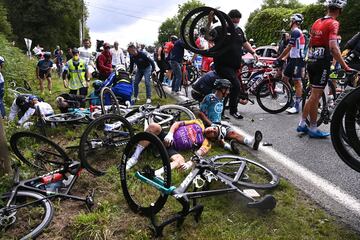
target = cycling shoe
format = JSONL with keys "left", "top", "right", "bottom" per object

{"left": 308, "top": 129, "right": 330, "bottom": 138}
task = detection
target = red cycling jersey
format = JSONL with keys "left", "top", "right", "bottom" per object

{"left": 309, "top": 16, "right": 339, "bottom": 48}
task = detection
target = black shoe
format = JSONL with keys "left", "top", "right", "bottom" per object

{"left": 222, "top": 114, "right": 230, "bottom": 120}
{"left": 230, "top": 112, "right": 244, "bottom": 120}
{"left": 230, "top": 140, "right": 241, "bottom": 155}
{"left": 253, "top": 131, "right": 263, "bottom": 150}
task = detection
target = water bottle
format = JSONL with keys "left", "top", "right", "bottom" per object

{"left": 41, "top": 172, "right": 63, "bottom": 184}
{"left": 249, "top": 75, "right": 263, "bottom": 92}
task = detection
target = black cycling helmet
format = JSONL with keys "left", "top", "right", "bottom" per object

{"left": 214, "top": 79, "right": 232, "bottom": 90}
{"left": 228, "top": 9, "right": 242, "bottom": 19}
{"left": 170, "top": 35, "right": 178, "bottom": 42}
{"left": 72, "top": 48, "right": 79, "bottom": 54}
{"left": 92, "top": 80, "right": 103, "bottom": 90}
{"left": 44, "top": 52, "right": 51, "bottom": 59}
{"left": 16, "top": 95, "right": 27, "bottom": 106}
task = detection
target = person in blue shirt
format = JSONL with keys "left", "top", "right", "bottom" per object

{"left": 168, "top": 39, "right": 185, "bottom": 94}
{"left": 198, "top": 79, "right": 263, "bottom": 153}
{"left": 36, "top": 52, "right": 53, "bottom": 95}
{"left": 127, "top": 44, "right": 155, "bottom": 104}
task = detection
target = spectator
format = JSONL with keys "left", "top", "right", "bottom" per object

{"left": 54, "top": 45, "right": 64, "bottom": 77}
{"left": 66, "top": 48, "right": 73, "bottom": 61}
{"left": 168, "top": 38, "right": 185, "bottom": 94}
{"left": 111, "top": 41, "right": 126, "bottom": 67}
{"left": 78, "top": 39, "right": 93, "bottom": 65}
{"left": 36, "top": 52, "right": 53, "bottom": 95}
{"left": 155, "top": 42, "right": 169, "bottom": 83}
{"left": 62, "top": 48, "right": 90, "bottom": 105}
{"left": 97, "top": 42, "right": 113, "bottom": 80}
{"left": 128, "top": 44, "right": 156, "bottom": 104}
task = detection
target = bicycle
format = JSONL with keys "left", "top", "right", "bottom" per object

{"left": 79, "top": 104, "right": 195, "bottom": 176}
{"left": 2, "top": 132, "right": 94, "bottom": 239}
{"left": 236, "top": 62, "right": 292, "bottom": 114}
{"left": 119, "top": 132, "right": 279, "bottom": 237}
{"left": 302, "top": 69, "right": 358, "bottom": 127}
{"left": 331, "top": 87, "right": 360, "bottom": 173}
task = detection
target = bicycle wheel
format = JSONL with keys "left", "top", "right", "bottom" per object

{"left": 120, "top": 132, "right": 171, "bottom": 216}
{"left": 256, "top": 79, "right": 292, "bottom": 114}
{"left": 302, "top": 86, "right": 327, "bottom": 126}
{"left": 23, "top": 80, "right": 32, "bottom": 91}
{"left": 10, "top": 132, "right": 69, "bottom": 173}
{"left": 79, "top": 114, "right": 134, "bottom": 176}
{"left": 0, "top": 191, "right": 54, "bottom": 239}
{"left": 44, "top": 112, "right": 86, "bottom": 123}
{"left": 331, "top": 88, "right": 360, "bottom": 172}
{"left": 100, "top": 87, "right": 121, "bottom": 115}
{"left": 212, "top": 155, "right": 280, "bottom": 189}
{"left": 152, "top": 73, "right": 163, "bottom": 98}
{"left": 154, "top": 104, "right": 195, "bottom": 129}
{"left": 187, "top": 65, "right": 199, "bottom": 85}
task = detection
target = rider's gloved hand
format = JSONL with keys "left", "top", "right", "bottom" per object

{"left": 164, "top": 132, "right": 174, "bottom": 146}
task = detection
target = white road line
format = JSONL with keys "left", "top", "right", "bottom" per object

{"left": 234, "top": 126, "right": 360, "bottom": 215}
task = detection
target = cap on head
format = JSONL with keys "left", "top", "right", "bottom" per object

{"left": 103, "top": 42, "right": 111, "bottom": 49}
{"left": 72, "top": 48, "right": 79, "bottom": 54}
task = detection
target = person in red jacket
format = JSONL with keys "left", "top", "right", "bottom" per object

{"left": 97, "top": 42, "right": 113, "bottom": 80}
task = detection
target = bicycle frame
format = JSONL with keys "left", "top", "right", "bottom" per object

{"left": 133, "top": 154, "right": 276, "bottom": 236}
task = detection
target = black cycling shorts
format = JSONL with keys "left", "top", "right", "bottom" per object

{"left": 307, "top": 59, "right": 331, "bottom": 89}
{"left": 284, "top": 58, "right": 304, "bottom": 80}
{"left": 190, "top": 89, "right": 205, "bottom": 102}
{"left": 158, "top": 130, "right": 179, "bottom": 158}
{"left": 39, "top": 70, "right": 51, "bottom": 79}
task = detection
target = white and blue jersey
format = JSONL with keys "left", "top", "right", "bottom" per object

{"left": 200, "top": 93, "right": 223, "bottom": 124}
{"left": 289, "top": 27, "right": 305, "bottom": 59}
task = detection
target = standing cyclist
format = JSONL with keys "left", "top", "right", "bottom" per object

{"left": 297, "top": 0, "right": 351, "bottom": 138}
{"left": 276, "top": 13, "right": 306, "bottom": 114}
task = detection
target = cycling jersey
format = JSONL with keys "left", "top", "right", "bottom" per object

{"left": 289, "top": 27, "right": 305, "bottom": 59}
{"left": 307, "top": 16, "right": 340, "bottom": 88}
{"left": 200, "top": 93, "right": 223, "bottom": 124}
{"left": 173, "top": 119, "right": 211, "bottom": 154}
{"left": 308, "top": 16, "right": 339, "bottom": 61}
{"left": 0, "top": 72, "right": 4, "bottom": 84}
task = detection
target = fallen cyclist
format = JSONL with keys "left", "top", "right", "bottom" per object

{"left": 126, "top": 119, "right": 218, "bottom": 175}
{"left": 198, "top": 78, "right": 262, "bottom": 154}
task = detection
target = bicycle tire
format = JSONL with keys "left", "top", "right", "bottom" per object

{"left": 187, "top": 65, "right": 199, "bottom": 85}
{"left": 0, "top": 191, "right": 54, "bottom": 240}
{"left": 23, "top": 80, "right": 32, "bottom": 91}
{"left": 331, "top": 88, "right": 360, "bottom": 172}
{"left": 120, "top": 132, "right": 171, "bottom": 216}
{"left": 155, "top": 104, "right": 195, "bottom": 129}
{"left": 44, "top": 112, "right": 86, "bottom": 123}
{"left": 302, "top": 86, "right": 327, "bottom": 126}
{"left": 256, "top": 79, "right": 292, "bottom": 114}
{"left": 180, "top": 7, "right": 230, "bottom": 57}
{"left": 100, "top": 87, "right": 121, "bottom": 115}
{"left": 79, "top": 114, "right": 134, "bottom": 176}
{"left": 212, "top": 155, "right": 280, "bottom": 189}
{"left": 152, "top": 73, "right": 163, "bottom": 98}
{"left": 10, "top": 131, "right": 70, "bottom": 173}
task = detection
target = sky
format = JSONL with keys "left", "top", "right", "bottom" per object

{"left": 85, "top": 0, "right": 318, "bottom": 49}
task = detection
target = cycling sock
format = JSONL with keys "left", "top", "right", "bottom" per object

{"left": 309, "top": 123, "right": 317, "bottom": 132}
{"left": 155, "top": 167, "right": 164, "bottom": 177}
{"left": 295, "top": 97, "right": 302, "bottom": 109}
{"left": 299, "top": 120, "right": 306, "bottom": 127}
{"left": 131, "top": 144, "right": 145, "bottom": 160}
{"left": 223, "top": 142, "right": 231, "bottom": 151}
{"left": 244, "top": 137, "right": 254, "bottom": 146}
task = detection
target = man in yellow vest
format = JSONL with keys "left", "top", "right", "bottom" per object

{"left": 63, "top": 48, "right": 90, "bottom": 104}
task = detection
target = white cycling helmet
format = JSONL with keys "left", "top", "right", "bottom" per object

{"left": 0, "top": 56, "right": 5, "bottom": 64}
{"left": 115, "top": 64, "right": 126, "bottom": 72}
{"left": 290, "top": 13, "right": 304, "bottom": 25}
{"left": 325, "top": 0, "right": 347, "bottom": 9}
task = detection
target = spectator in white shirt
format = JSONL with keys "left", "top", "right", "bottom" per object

{"left": 111, "top": 41, "right": 125, "bottom": 67}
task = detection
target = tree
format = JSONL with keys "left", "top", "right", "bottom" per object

{"left": 0, "top": 1, "right": 12, "bottom": 38}
{"left": 3, "top": 0, "right": 88, "bottom": 51}
{"left": 0, "top": 118, "right": 10, "bottom": 175}
{"left": 261, "top": 0, "right": 304, "bottom": 9}
{"left": 157, "top": 0, "right": 204, "bottom": 44}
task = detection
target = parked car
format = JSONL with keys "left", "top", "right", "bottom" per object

{"left": 242, "top": 45, "right": 278, "bottom": 65}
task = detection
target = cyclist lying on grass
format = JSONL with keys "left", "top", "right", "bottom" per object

{"left": 198, "top": 78, "right": 263, "bottom": 154}
{"left": 126, "top": 119, "right": 219, "bottom": 175}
